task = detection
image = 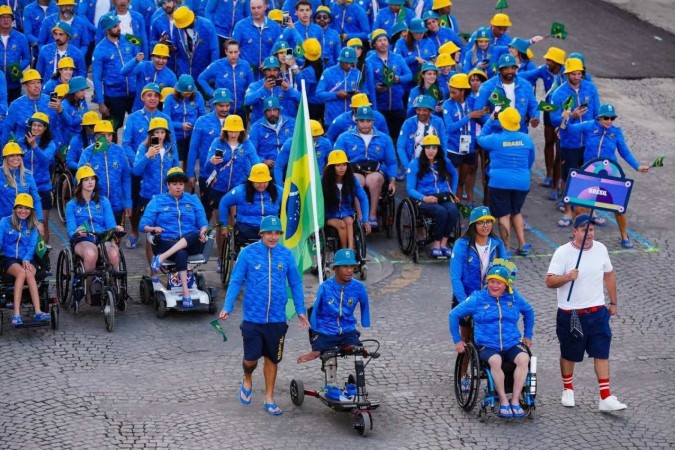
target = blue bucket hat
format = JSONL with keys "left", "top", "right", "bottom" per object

{"left": 475, "top": 27, "right": 490, "bottom": 41}
{"left": 67, "top": 76, "right": 88, "bottom": 94}
{"left": 355, "top": 106, "right": 374, "bottom": 120}
{"left": 338, "top": 46, "right": 357, "bottom": 63}
{"left": 271, "top": 40, "right": 291, "bottom": 55}
{"left": 469, "top": 206, "right": 495, "bottom": 225}
{"left": 99, "top": 13, "right": 120, "bottom": 32}
{"left": 263, "top": 96, "right": 281, "bottom": 111}
{"left": 422, "top": 11, "right": 439, "bottom": 21}
{"left": 420, "top": 61, "right": 439, "bottom": 73}
{"left": 259, "top": 215, "right": 283, "bottom": 233}
{"left": 386, "top": 0, "right": 405, "bottom": 5}
{"left": 498, "top": 53, "right": 518, "bottom": 69}
{"left": 212, "top": 88, "right": 233, "bottom": 104}
{"left": 333, "top": 248, "right": 358, "bottom": 267}
{"left": 175, "top": 74, "right": 197, "bottom": 93}
{"left": 262, "top": 56, "right": 280, "bottom": 70}
{"left": 390, "top": 21, "right": 408, "bottom": 37}
{"left": 412, "top": 95, "right": 436, "bottom": 110}
{"left": 141, "top": 82, "right": 162, "bottom": 96}
{"left": 52, "top": 21, "right": 72, "bottom": 37}
{"left": 569, "top": 52, "right": 585, "bottom": 65}
{"left": 597, "top": 104, "right": 617, "bottom": 118}
{"left": 409, "top": 18, "right": 427, "bottom": 34}
{"left": 508, "top": 37, "right": 530, "bottom": 55}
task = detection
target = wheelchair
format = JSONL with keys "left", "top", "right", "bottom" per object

{"left": 50, "top": 153, "right": 74, "bottom": 223}
{"left": 316, "top": 220, "right": 368, "bottom": 281}
{"left": 219, "top": 228, "right": 257, "bottom": 289}
{"left": 290, "top": 336, "right": 381, "bottom": 437}
{"left": 140, "top": 231, "right": 218, "bottom": 318}
{"left": 56, "top": 230, "right": 129, "bottom": 332}
{"left": 453, "top": 342, "right": 537, "bottom": 421}
{"left": 365, "top": 189, "right": 395, "bottom": 239}
{"left": 0, "top": 251, "right": 59, "bottom": 334}
{"left": 395, "top": 197, "right": 461, "bottom": 263}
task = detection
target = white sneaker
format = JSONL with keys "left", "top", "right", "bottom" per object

{"left": 561, "top": 389, "right": 575, "bottom": 407}
{"left": 599, "top": 395, "right": 627, "bottom": 412}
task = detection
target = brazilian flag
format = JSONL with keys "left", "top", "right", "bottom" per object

{"left": 562, "top": 94, "right": 575, "bottom": 111}
{"left": 550, "top": 22, "right": 568, "bottom": 40}
{"left": 58, "top": 144, "right": 68, "bottom": 159}
{"left": 651, "top": 155, "right": 665, "bottom": 168}
{"left": 427, "top": 82, "right": 442, "bottom": 102}
{"left": 93, "top": 136, "right": 109, "bottom": 154}
{"left": 294, "top": 43, "right": 304, "bottom": 59}
{"left": 35, "top": 235, "right": 47, "bottom": 259}
{"left": 438, "top": 14, "right": 449, "bottom": 28}
{"left": 397, "top": 7, "right": 407, "bottom": 24}
{"left": 75, "top": 220, "right": 91, "bottom": 234}
{"left": 537, "top": 101, "right": 558, "bottom": 112}
{"left": 210, "top": 319, "right": 228, "bottom": 342}
{"left": 125, "top": 34, "right": 143, "bottom": 46}
{"left": 495, "top": 0, "right": 508, "bottom": 10}
{"left": 382, "top": 64, "right": 395, "bottom": 87}
{"left": 489, "top": 90, "right": 511, "bottom": 107}
{"left": 8, "top": 62, "right": 21, "bottom": 81}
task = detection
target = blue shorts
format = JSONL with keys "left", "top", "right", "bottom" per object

{"left": 560, "top": 147, "right": 585, "bottom": 181}
{"left": 478, "top": 343, "right": 528, "bottom": 363}
{"left": 311, "top": 330, "right": 361, "bottom": 353}
{"left": 447, "top": 152, "right": 477, "bottom": 168}
{"left": 556, "top": 307, "right": 611, "bottom": 362}
{"left": 240, "top": 321, "right": 289, "bottom": 364}
{"left": 39, "top": 190, "right": 52, "bottom": 210}
{"left": 489, "top": 187, "right": 529, "bottom": 218}
{"left": 2, "top": 257, "right": 36, "bottom": 272}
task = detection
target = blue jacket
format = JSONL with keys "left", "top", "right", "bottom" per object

{"left": 38, "top": 14, "right": 91, "bottom": 55}
{"left": 149, "top": 14, "right": 179, "bottom": 73}
{"left": 323, "top": 174, "right": 369, "bottom": 220}
{"left": 22, "top": 1, "right": 59, "bottom": 46}
{"left": 244, "top": 79, "right": 300, "bottom": 124}
{"left": 467, "top": 27, "right": 511, "bottom": 49}
{"left": 223, "top": 240, "right": 306, "bottom": 323}
{"left": 205, "top": 0, "right": 247, "bottom": 38}
{"left": 318, "top": 27, "right": 341, "bottom": 67}
{"left": 65, "top": 196, "right": 118, "bottom": 239}
{"left": 365, "top": 52, "right": 412, "bottom": 112}
{"left": 373, "top": 7, "right": 414, "bottom": 30}
{"left": 132, "top": 141, "right": 180, "bottom": 199}
{"left": 393, "top": 37, "right": 437, "bottom": 77}
{"left": 139, "top": 191, "right": 208, "bottom": 240}
{"left": 477, "top": 119, "right": 535, "bottom": 190}
{"left": 0, "top": 71, "right": 7, "bottom": 123}
{"left": 450, "top": 236, "right": 507, "bottom": 303}
{"left": 274, "top": 136, "right": 330, "bottom": 184}
{"left": 77, "top": 0, "right": 112, "bottom": 29}
{"left": 92, "top": 37, "right": 138, "bottom": 103}
{"left": 326, "top": 110, "right": 389, "bottom": 143}
{"left": 294, "top": 65, "right": 321, "bottom": 105}
{"left": 171, "top": 17, "right": 220, "bottom": 77}
{"left": 197, "top": 59, "right": 253, "bottom": 112}
{"left": 232, "top": 17, "right": 284, "bottom": 75}
{"left": 2, "top": 94, "right": 59, "bottom": 147}
{"left": 334, "top": 128, "right": 398, "bottom": 178}
{"left": 449, "top": 288, "right": 534, "bottom": 350}
{"left": 162, "top": 92, "right": 207, "bottom": 141}
{"left": 0, "top": 216, "right": 38, "bottom": 261}
{"left": 19, "top": 137, "right": 57, "bottom": 192}
{"left": 132, "top": 0, "right": 157, "bottom": 36}
{"left": 78, "top": 142, "right": 132, "bottom": 212}
{"left": 203, "top": 139, "right": 259, "bottom": 193}
{"left": 316, "top": 64, "right": 363, "bottom": 126}
{"left": 219, "top": 182, "right": 283, "bottom": 226}
{"left": 461, "top": 45, "right": 507, "bottom": 78}
{"left": 474, "top": 75, "right": 539, "bottom": 133}
{"left": 282, "top": 23, "right": 323, "bottom": 66}
{"left": 310, "top": 277, "right": 370, "bottom": 335}
{"left": 442, "top": 96, "right": 478, "bottom": 155}
{"left": 95, "top": 10, "right": 148, "bottom": 56}
{"left": 567, "top": 121, "right": 641, "bottom": 170}
{"left": 248, "top": 116, "right": 295, "bottom": 162}
{"left": 519, "top": 64, "right": 565, "bottom": 101}
{"left": 36, "top": 44, "right": 87, "bottom": 80}
{"left": 406, "top": 156, "right": 458, "bottom": 200}
{"left": 0, "top": 167, "right": 43, "bottom": 221}
{"left": 0, "top": 29, "right": 31, "bottom": 91}
{"left": 406, "top": 85, "right": 447, "bottom": 118}
{"left": 121, "top": 59, "right": 177, "bottom": 111}
{"left": 67, "top": 133, "right": 96, "bottom": 171}
{"left": 428, "top": 27, "right": 463, "bottom": 51}
{"left": 122, "top": 109, "right": 171, "bottom": 165}
{"left": 329, "top": 3, "right": 370, "bottom": 44}
{"left": 549, "top": 80, "right": 600, "bottom": 149}
{"left": 397, "top": 115, "right": 448, "bottom": 168}
{"left": 186, "top": 112, "right": 224, "bottom": 178}
{"left": 60, "top": 99, "right": 90, "bottom": 140}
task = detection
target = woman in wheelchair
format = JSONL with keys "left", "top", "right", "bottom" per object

{"left": 450, "top": 262, "right": 534, "bottom": 418}
{"left": 142, "top": 168, "right": 208, "bottom": 309}
{"left": 65, "top": 166, "right": 124, "bottom": 294}
{"left": 0, "top": 194, "right": 49, "bottom": 327}
{"left": 406, "top": 135, "right": 459, "bottom": 258}
{"left": 0, "top": 143, "right": 44, "bottom": 236}
{"left": 218, "top": 163, "right": 283, "bottom": 243}
{"left": 322, "top": 150, "right": 371, "bottom": 250}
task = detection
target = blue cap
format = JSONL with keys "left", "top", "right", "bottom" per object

{"left": 141, "top": 82, "right": 162, "bottom": 95}
{"left": 271, "top": 40, "right": 291, "bottom": 55}
{"left": 420, "top": 61, "right": 439, "bottom": 73}
{"left": 67, "top": 76, "right": 88, "bottom": 94}
{"left": 469, "top": 206, "right": 495, "bottom": 225}
{"left": 174, "top": 74, "right": 197, "bottom": 93}
{"left": 333, "top": 248, "right": 358, "bottom": 266}
{"left": 569, "top": 52, "right": 585, "bottom": 64}
{"left": 262, "top": 56, "right": 280, "bottom": 70}
{"left": 391, "top": 21, "right": 408, "bottom": 37}
{"left": 573, "top": 213, "right": 597, "bottom": 228}
{"left": 409, "top": 18, "right": 427, "bottom": 34}
{"left": 386, "top": 0, "right": 405, "bottom": 5}
{"left": 498, "top": 53, "right": 517, "bottom": 69}
{"left": 422, "top": 11, "right": 439, "bottom": 21}
{"left": 355, "top": 106, "right": 374, "bottom": 120}
{"left": 52, "top": 21, "right": 72, "bottom": 37}
{"left": 263, "top": 96, "right": 281, "bottom": 111}
{"left": 508, "top": 37, "right": 530, "bottom": 55}
{"left": 412, "top": 95, "right": 436, "bottom": 110}
{"left": 259, "top": 215, "right": 283, "bottom": 233}
{"left": 99, "top": 13, "right": 120, "bottom": 32}
{"left": 212, "top": 88, "right": 233, "bottom": 104}
{"left": 487, "top": 265, "right": 511, "bottom": 284}
{"left": 597, "top": 104, "right": 617, "bottom": 118}
{"left": 475, "top": 27, "right": 490, "bottom": 41}
{"left": 338, "top": 47, "right": 357, "bottom": 63}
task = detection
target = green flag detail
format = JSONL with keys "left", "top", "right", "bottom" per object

{"left": 58, "top": 144, "right": 68, "bottom": 159}
{"left": 210, "top": 319, "right": 228, "bottom": 342}
{"left": 427, "top": 82, "right": 442, "bottom": 102}
{"left": 397, "top": 7, "right": 407, "bottom": 24}
{"left": 75, "top": 221, "right": 91, "bottom": 234}
{"left": 125, "top": 34, "right": 143, "bottom": 46}
{"left": 562, "top": 94, "right": 575, "bottom": 111}
{"left": 35, "top": 234, "right": 47, "bottom": 259}
{"left": 8, "top": 62, "right": 21, "bottom": 81}
{"left": 294, "top": 43, "right": 304, "bottom": 58}
{"left": 438, "top": 14, "right": 449, "bottom": 28}
{"left": 537, "top": 101, "right": 558, "bottom": 112}
{"left": 550, "top": 22, "right": 567, "bottom": 39}
{"left": 650, "top": 155, "right": 665, "bottom": 168}
{"left": 93, "top": 136, "right": 109, "bottom": 154}
{"left": 495, "top": 0, "right": 508, "bottom": 10}
{"left": 382, "top": 64, "right": 395, "bottom": 87}
{"left": 489, "top": 90, "right": 511, "bottom": 107}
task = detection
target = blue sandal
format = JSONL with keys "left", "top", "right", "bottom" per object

{"left": 34, "top": 311, "right": 51, "bottom": 322}
{"left": 263, "top": 402, "right": 283, "bottom": 416}
{"left": 510, "top": 404, "right": 526, "bottom": 418}
{"left": 125, "top": 235, "right": 139, "bottom": 249}
{"left": 11, "top": 315, "right": 23, "bottom": 327}
{"left": 182, "top": 297, "right": 194, "bottom": 309}
{"left": 239, "top": 380, "right": 252, "bottom": 405}
{"left": 499, "top": 404, "right": 512, "bottom": 418}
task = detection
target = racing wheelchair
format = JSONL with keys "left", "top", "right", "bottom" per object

{"left": 140, "top": 230, "right": 218, "bottom": 318}
{"left": 290, "top": 338, "right": 381, "bottom": 437}
{"left": 51, "top": 152, "right": 74, "bottom": 223}
{"left": 315, "top": 220, "right": 368, "bottom": 281}
{"left": 56, "top": 230, "right": 129, "bottom": 332}
{"left": 454, "top": 341, "right": 537, "bottom": 420}
{"left": 0, "top": 251, "right": 59, "bottom": 334}
{"left": 395, "top": 196, "right": 462, "bottom": 262}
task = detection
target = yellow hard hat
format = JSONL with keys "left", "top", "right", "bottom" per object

{"left": 94, "top": 120, "right": 114, "bottom": 133}
{"left": 151, "top": 43, "right": 170, "bottom": 58}
{"left": 3, "top": 142, "right": 23, "bottom": 157}
{"left": 223, "top": 115, "right": 244, "bottom": 132}
{"left": 21, "top": 69, "right": 42, "bottom": 83}
{"left": 303, "top": 38, "right": 322, "bottom": 62}
{"left": 173, "top": 6, "right": 195, "bottom": 29}
{"left": 449, "top": 73, "right": 470, "bottom": 89}
{"left": 248, "top": 163, "right": 272, "bottom": 183}
{"left": 543, "top": 47, "right": 566, "bottom": 65}
{"left": 498, "top": 107, "right": 521, "bottom": 131}
{"left": 431, "top": 0, "right": 451, "bottom": 10}
{"left": 0, "top": 5, "right": 14, "bottom": 16}
{"left": 81, "top": 111, "right": 100, "bottom": 126}
{"left": 54, "top": 83, "right": 69, "bottom": 97}
{"left": 564, "top": 57, "right": 584, "bottom": 74}
{"left": 421, "top": 135, "right": 441, "bottom": 147}
{"left": 149, "top": 117, "right": 169, "bottom": 132}
{"left": 347, "top": 37, "right": 363, "bottom": 48}
{"left": 14, "top": 193, "right": 34, "bottom": 209}
{"left": 350, "top": 93, "right": 371, "bottom": 108}
{"left": 29, "top": 112, "right": 50, "bottom": 126}
{"left": 160, "top": 87, "right": 174, "bottom": 102}
{"left": 435, "top": 53, "right": 456, "bottom": 68}
{"left": 268, "top": 9, "right": 283, "bottom": 22}
{"left": 76, "top": 165, "right": 97, "bottom": 182}
{"left": 438, "top": 41, "right": 460, "bottom": 55}
{"left": 57, "top": 56, "right": 75, "bottom": 70}
{"left": 490, "top": 13, "right": 512, "bottom": 27}
{"left": 310, "top": 120, "right": 324, "bottom": 137}
{"left": 327, "top": 150, "right": 349, "bottom": 166}
{"left": 57, "top": 0, "right": 76, "bottom": 5}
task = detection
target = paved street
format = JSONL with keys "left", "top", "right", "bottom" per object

{"left": 1, "top": 1, "right": 675, "bottom": 448}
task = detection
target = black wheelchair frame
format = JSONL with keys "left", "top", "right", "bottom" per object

{"left": 219, "top": 230, "right": 257, "bottom": 289}
{"left": 50, "top": 153, "right": 74, "bottom": 223}
{"left": 315, "top": 220, "right": 368, "bottom": 281}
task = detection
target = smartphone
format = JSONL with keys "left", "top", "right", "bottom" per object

{"left": 25, "top": 124, "right": 32, "bottom": 136}
{"left": 215, "top": 149, "right": 224, "bottom": 158}
{"left": 151, "top": 136, "right": 160, "bottom": 146}
{"left": 286, "top": 49, "right": 294, "bottom": 56}
{"left": 50, "top": 91, "right": 59, "bottom": 102}
{"left": 579, "top": 103, "right": 588, "bottom": 109}
{"left": 481, "top": 59, "right": 491, "bottom": 64}
{"left": 275, "top": 78, "right": 284, "bottom": 87}
{"left": 283, "top": 13, "right": 290, "bottom": 24}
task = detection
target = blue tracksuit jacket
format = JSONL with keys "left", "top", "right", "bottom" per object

{"left": 171, "top": 17, "right": 219, "bottom": 77}
{"left": 78, "top": 142, "right": 132, "bottom": 212}
{"left": 333, "top": 127, "right": 398, "bottom": 178}
{"left": 549, "top": 80, "right": 600, "bottom": 149}
{"left": 248, "top": 116, "right": 295, "bottom": 162}
{"left": 474, "top": 75, "right": 538, "bottom": 133}
{"left": 132, "top": 141, "right": 180, "bottom": 199}
{"left": 244, "top": 79, "right": 300, "bottom": 124}
{"left": 186, "top": 112, "right": 223, "bottom": 179}
{"left": 365, "top": 52, "right": 412, "bottom": 112}
{"left": 405, "top": 156, "right": 458, "bottom": 199}
{"left": 121, "top": 108, "right": 171, "bottom": 165}
{"left": 566, "top": 120, "right": 641, "bottom": 170}
{"left": 315, "top": 65, "right": 362, "bottom": 126}
{"left": 121, "top": 58, "right": 177, "bottom": 111}
{"left": 310, "top": 277, "right": 370, "bottom": 335}
{"left": 397, "top": 115, "right": 448, "bottom": 168}
{"left": 232, "top": 17, "right": 283, "bottom": 75}
{"left": 0, "top": 216, "right": 38, "bottom": 261}
{"left": 197, "top": 58, "right": 253, "bottom": 113}
{"left": 326, "top": 110, "right": 389, "bottom": 143}
{"left": 203, "top": 139, "right": 259, "bottom": 194}
{"left": 65, "top": 196, "right": 118, "bottom": 239}
{"left": 162, "top": 92, "right": 207, "bottom": 141}
{"left": 477, "top": 119, "right": 535, "bottom": 191}
{"left": 92, "top": 37, "right": 138, "bottom": 103}
{"left": 218, "top": 182, "right": 283, "bottom": 226}
{"left": 0, "top": 167, "right": 43, "bottom": 220}
{"left": 139, "top": 191, "right": 208, "bottom": 240}
{"left": 450, "top": 236, "right": 507, "bottom": 303}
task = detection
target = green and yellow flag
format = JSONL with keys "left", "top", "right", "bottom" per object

{"left": 438, "top": 14, "right": 449, "bottom": 28}
{"left": 294, "top": 43, "right": 305, "bottom": 58}
{"left": 489, "top": 90, "right": 511, "bottom": 107}
{"left": 537, "top": 101, "right": 558, "bottom": 112}
{"left": 210, "top": 319, "right": 228, "bottom": 342}
{"left": 397, "top": 8, "right": 407, "bottom": 24}
{"left": 562, "top": 94, "right": 575, "bottom": 111}
{"left": 495, "top": 0, "right": 508, "bottom": 10}
{"left": 382, "top": 64, "right": 395, "bottom": 87}
{"left": 651, "top": 155, "right": 665, "bottom": 168}
{"left": 93, "top": 136, "right": 108, "bottom": 154}
{"left": 427, "top": 82, "right": 442, "bottom": 102}
{"left": 550, "top": 22, "right": 567, "bottom": 40}
{"left": 8, "top": 62, "right": 21, "bottom": 81}
{"left": 35, "top": 234, "right": 47, "bottom": 259}
{"left": 125, "top": 34, "right": 143, "bottom": 46}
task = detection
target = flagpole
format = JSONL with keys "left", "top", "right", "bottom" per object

{"left": 300, "top": 79, "right": 324, "bottom": 284}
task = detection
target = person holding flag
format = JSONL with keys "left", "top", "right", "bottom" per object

{"left": 423, "top": 11, "right": 463, "bottom": 50}
{"left": 406, "top": 62, "right": 445, "bottom": 118}
{"left": 397, "top": 95, "right": 447, "bottom": 169}
{"left": 94, "top": 0, "right": 148, "bottom": 57}
{"left": 316, "top": 47, "right": 363, "bottom": 128}
{"left": 393, "top": 18, "right": 435, "bottom": 80}
{"left": 0, "top": 5, "right": 30, "bottom": 103}
{"left": 373, "top": 0, "right": 414, "bottom": 31}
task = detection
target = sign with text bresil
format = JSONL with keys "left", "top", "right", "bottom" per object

{"left": 563, "top": 158, "right": 634, "bottom": 213}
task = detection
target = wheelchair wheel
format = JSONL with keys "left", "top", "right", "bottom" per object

{"left": 155, "top": 292, "right": 167, "bottom": 319}
{"left": 354, "top": 221, "right": 368, "bottom": 263}
{"left": 115, "top": 250, "right": 128, "bottom": 310}
{"left": 395, "top": 199, "right": 416, "bottom": 255}
{"left": 454, "top": 342, "right": 481, "bottom": 412}
{"left": 56, "top": 248, "right": 73, "bottom": 306}
{"left": 290, "top": 379, "right": 304, "bottom": 406}
{"left": 207, "top": 287, "right": 218, "bottom": 314}
{"left": 380, "top": 194, "right": 395, "bottom": 239}
{"left": 139, "top": 277, "right": 154, "bottom": 305}
{"left": 220, "top": 234, "right": 235, "bottom": 288}
{"left": 56, "top": 172, "right": 73, "bottom": 223}
{"left": 353, "top": 410, "right": 372, "bottom": 437}
{"left": 103, "top": 287, "right": 116, "bottom": 332}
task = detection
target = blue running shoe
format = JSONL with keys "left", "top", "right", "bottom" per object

{"left": 150, "top": 256, "right": 162, "bottom": 274}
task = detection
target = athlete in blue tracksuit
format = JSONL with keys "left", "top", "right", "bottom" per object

{"left": 397, "top": 109, "right": 447, "bottom": 168}
{"left": 329, "top": 1, "right": 370, "bottom": 45}
{"left": 205, "top": 0, "right": 247, "bottom": 40}
{"left": 67, "top": 130, "right": 97, "bottom": 171}
{"left": 18, "top": 136, "right": 57, "bottom": 196}
{"left": 95, "top": 10, "right": 148, "bottom": 56}
{"left": 78, "top": 140, "right": 132, "bottom": 215}
{"left": 442, "top": 94, "right": 478, "bottom": 157}
{"left": 393, "top": 34, "right": 437, "bottom": 79}
{"left": 203, "top": 138, "right": 259, "bottom": 197}
{"left": 334, "top": 126, "right": 398, "bottom": 180}
{"left": 244, "top": 58, "right": 301, "bottom": 124}
{"left": 36, "top": 43, "right": 87, "bottom": 80}
{"left": 232, "top": 16, "right": 284, "bottom": 78}
{"left": 2, "top": 91, "right": 59, "bottom": 147}
{"left": 365, "top": 45, "right": 413, "bottom": 114}
{"left": 197, "top": 53, "right": 254, "bottom": 115}
{"left": 132, "top": 139, "right": 180, "bottom": 200}
{"left": 315, "top": 10, "right": 341, "bottom": 67}
{"left": 327, "top": 108, "right": 389, "bottom": 143}
{"left": 549, "top": 79, "right": 600, "bottom": 150}
{"left": 22, "top": 1, "right": 59, "bottom": 49}
{"left": 38, "top": 14, "right": 91, "bottom": 55}
{"left": 162, "top": 80, "right": 207, "bottom": 162}
{"left": 316, "top": 51, "right": 363, "bottom": 127}
{"left": 171, "top": 14, "right": 219, "bottom": 78}
{"left": 0, "top": 166, "right": 43, "bottom": 222}
{"left": 65, "top": 194, "right": 118, "bottom": 239}
{"left": 248, "top": 113, "right": 295, "bottom": 164}
{"left": 274, "top": 135, "right": 331, "bottom": 183}
{"left": 0, "top": 28, "right": 31, "bottom": 98}
{"left": 121, "top": 51, "right": 178, "bottom": 111}
{"left": 121, "top": 106, "right": 171, "bottom": 166}
{"left": 373, "top": 4, "right": 414, "bottom": 31}
{"left": 218, "top": 182, "right": 283, "bottom": 233}
{"left": 0, "top": 210, "right": 39, "bottom": 262}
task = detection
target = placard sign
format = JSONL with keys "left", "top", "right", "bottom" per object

{"left": 563, "top": 159, "right": 634, "bottom": 214}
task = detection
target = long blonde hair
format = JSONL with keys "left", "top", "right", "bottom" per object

{"left": 11, "top": 205, "right": 38, "bottom": 231}
{"left": 2, "top": 157, "right": 27, "bottom": 189}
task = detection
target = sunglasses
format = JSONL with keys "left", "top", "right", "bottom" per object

{"left": 601, "top": 116, "right": 615, "bottom": 121}
{"left": 315, "top": 15, "right": 329, "bottom": 20}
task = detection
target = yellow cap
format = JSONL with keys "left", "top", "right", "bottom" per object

{"left": 431, "top": 0, "right": 451, "bottom": 9}
{"left": 81, "top": 111, "right": 100, "bottom": 126}
{"left": 160, "top": 87, "right": 174, "bottom": 102}
{"left": 327, "top": 150, "right": 349, "bottom": 165}
{"left": 22, "top": 69, "right": 41, "bottom": 83}
{"left": 268, "top": 9, "right": 283, "bottom": 22}
{"left": 174, "top": 6, "right": 195, "bottom": 29}
{"left": 0, "top": 5, "right": 14, "bottom": 16}
{"left": 248, "top": 163, "right": 272, "bottom": 183}
{"left": 149, "top": 117, "right": 169, "bottom": 132}
{"left": 223, "top": 115, "right": 244, "bottom": 132}
{"left": 57, "top": 57, "right": 75, "bottom": 70}
{"left": 421, "top": 135, "right": 441, "bottom": 147}
{"left": 310, "top": 120, "right": 324, "bottom": 137}
{"left": 3, "top": 142, "right": 23, "bottom": 157}
{"left": 468, "top": 68, "right": 488, "bottom": 81}
{"left": 438, "top": 41, "right": 460, "bottom": 55}
{"left": 490, "top": 13, "right": 512, "bottom": 27}
{"left": 29, "top": 112, "right": 50, "bottom": 125}
{"left": 302, "top": 38, "right": 322, "bottom": 62}
{"left": 350, "top": 93, "right": 371, "bottom": 108}
{"left": 57, "top": 0, "right": 76, "bottom": 5}
{"left": 347, "top": 38, "right": 363, "bottom": 48}
{"left": 151, "top": 43, "right": 170, "bottom": 58}
{"left": 76, "top": 165, "right": 97, "bottom": 182}
{"left": 498, "top": 107, "right": 521, "bottom": 131}
{"left": 435, "top": 53, "right": 456, "bottom": 68}
{"left": 543, "top": 47, "right": 566, "bottom": 65}
{"left": 449, "top": 73, "right": 470, "bottom": 89}
{"left": 564, "top": 57, "right": 584, "bottom": 74}
{"left": 14, "top": 193, "right": 34, "bottom": 209}
{"left": 94, "top": 120, "right": 114, "bottom": 133}
{"left": 370, "top": 29, "right": 388, "bottom": 43}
